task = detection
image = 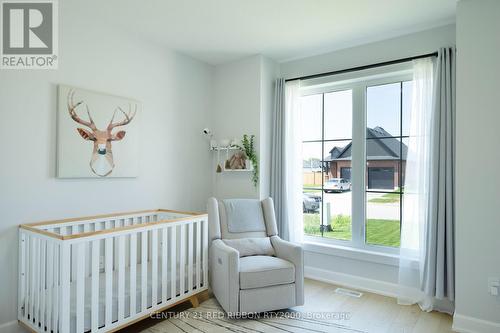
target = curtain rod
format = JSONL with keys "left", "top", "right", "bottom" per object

{"left": 284, "top": 52, "right": 438, "bottom": 82}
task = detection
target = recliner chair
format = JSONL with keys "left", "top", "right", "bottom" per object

{"left": 208, "top": 197, "right": 304, "bottom": 314}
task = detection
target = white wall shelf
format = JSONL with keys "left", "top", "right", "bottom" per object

{"left": 210, "top": 146, "right": 240, "bottom": 151}
{"left": 222, "top": 168, "right": 252, "bottom": 172}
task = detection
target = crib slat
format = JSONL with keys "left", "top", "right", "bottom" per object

{"left": 25, "top": 235, "right": 31, "bottom": 322}
{"left": 180, "top": 225, "right": 185, "bottom": 295}
{"left": 35, "top": 238, "right": 40, "bottom": 326}
{"left": 84, "top": 223, "right": 91, "bottom": 276}
{"left": 60, "top": 243, "right": 71, "bottom": 333}
{"left": 72, "top": 225, "right": 79, "bottom": 281}
{"left": 18, "top": 233, "right": 26, "bottom": 320}
{"left": 76, "top": 243, "right": 85, "bottom": 333}
{"left": 91, "top": 239, "right": 100, "bottom": 331}
{"left": 31, "top": 237, "right": 40, "bottom": 324}
{"left": 39, "top": 239, "right": 46, "bottom": 330}
{"left": 170, "top": 226, "right": 176, "bottom": 300}
{"left": 46, "top": 242, "right": 53, "bottom": 333}
{"left": 196, "top": 220, "right": 201, "bottom": 289}
{"left": 53, "top": 244, "right": 59, "bottom": 332}
{"left": 141, "top": 231, "right": 148, "bottom": 311}
{"left": 203, "top": 219, "right": 208, "bottom": 287}
{"left": 161, "top": 228, "right": 168, "bottom": 303}
{"left": 151, "top": 229, "right": 158, "bottom": 307}
{"left": 113, "top": 221, "right": 119, "bottom": 273}
{"left": 105, "top": 237, "right": 113, "bottom": 327}
{"left": 130, "top": 233, "right": 137, "bottom": 316}
{"left": 118, "top": 235, "right": 125, "bottom": 321}
{"left": 188, "top": 223, "right": 193, "bottom": 293}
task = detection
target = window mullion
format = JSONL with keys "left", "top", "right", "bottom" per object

{"left": 351, "top": 85, "right": 366, "bottom": 247}
{"left": 320, "top": 93, "right": 325, "bottom": 237}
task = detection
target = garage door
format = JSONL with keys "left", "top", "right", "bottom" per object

{"left": 340, "top": 167, "right": 351, "bottom": 180}
{"left": 368, "top": 167, "right": 394, "bottom": 190}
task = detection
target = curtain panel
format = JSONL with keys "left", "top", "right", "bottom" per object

{"left": 271, "top": 79, "right": 303, "bottom": 243}
{"left": 399, "top": 47, "right": 456, "bottom": 314}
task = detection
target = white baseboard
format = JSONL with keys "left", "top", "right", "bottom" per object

{"left": 0, "top": 320, "right": 27, "bottom": 333}
{"left": 304, "top": 265, "right": 399, "bottom": 298}
{"left": 452, "top": 313, "right": 500, "bottom": 333}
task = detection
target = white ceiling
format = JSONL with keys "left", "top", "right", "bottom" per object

{"left": 89, "top": 0, "right": 456, "bottom": 65}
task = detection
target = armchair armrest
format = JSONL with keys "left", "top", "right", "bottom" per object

{"left": 210, "top": 239, "right": 240, "bottom": 313}
{"left": 271, "top": 236, "right": 304, "bottom": 305}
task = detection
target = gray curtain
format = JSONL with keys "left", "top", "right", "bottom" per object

{"left": 270, "top": 78, "right": 289, "bottom": 240}
{"left": 422, "top": 47, "right": 456, "bottom": 303}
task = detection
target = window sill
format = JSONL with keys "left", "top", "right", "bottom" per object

{"left": 302, "top": 237, "right": 402, "bottom": 267}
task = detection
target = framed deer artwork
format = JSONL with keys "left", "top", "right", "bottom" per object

{"left": 57, "top": 85, "right": 140, "bottom": 178}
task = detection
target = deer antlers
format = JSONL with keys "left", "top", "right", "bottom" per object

{"left": 107, "top": 104, "right": 137, "bottom": 131}
{"left": 67, "top": 89, "right": 137, "bottom": 131}
{"left": 67, "top": 89, "right": 97, "bottom": 130}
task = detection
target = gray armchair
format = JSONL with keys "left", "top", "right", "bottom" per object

{"left": 207, "top": 197, "right": 304, "bottom": 314}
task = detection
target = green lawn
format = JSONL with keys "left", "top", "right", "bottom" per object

{"left": 368, "top": 192, "right": 400, "bottom": 203}
{"left": 303, "top": 213, "right": 400, "bottom": 247}
{"left": 303, "top": 185, "right": 322, "bottom": 193}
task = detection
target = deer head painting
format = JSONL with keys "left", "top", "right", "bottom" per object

{"left": 57, "top": 86, "right": 140, "bottom": 178}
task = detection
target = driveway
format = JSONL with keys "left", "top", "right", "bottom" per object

{"left": 320, "top": 191, "right": 400, "bottom": 220}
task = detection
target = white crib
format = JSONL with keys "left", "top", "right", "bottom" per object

{"left": 18, "top": 209, "right": 209, "bottom": 333}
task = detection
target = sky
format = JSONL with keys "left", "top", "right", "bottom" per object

{"left": 301, "top": 81, "right": 412, "bottom": 162}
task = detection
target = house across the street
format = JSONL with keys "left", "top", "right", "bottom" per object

{"left": 324, "top": 127, "right": 407, "bottom": 190}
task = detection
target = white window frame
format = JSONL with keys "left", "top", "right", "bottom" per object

{"left": 300, "top": 62, "right": 413, "bottom": 255}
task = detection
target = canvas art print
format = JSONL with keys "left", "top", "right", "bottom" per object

{"left": 57, "top": 85, "right": 140, "bottom": 178}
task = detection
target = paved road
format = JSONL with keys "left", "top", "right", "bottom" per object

{"left": 314, "top": 191, "right": 400, "bottom": 220}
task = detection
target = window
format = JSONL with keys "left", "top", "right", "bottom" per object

{"left": 301, "top": 65, "right": 413, "bottom": 251}
{"left": 302, "top": 89, "right": 353, "bottom": 241}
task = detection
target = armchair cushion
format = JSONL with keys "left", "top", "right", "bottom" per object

{"left": 222, "top": 199, "right": 266, "bottom": 233}
{"left": 223, "top": 237, "right": 275, "bottom": 257}
{"left": 239, "top": 256, "right": 295, "bottom": 290}
{"left": 218, "top": 201, "right": 267, "bottom": 239}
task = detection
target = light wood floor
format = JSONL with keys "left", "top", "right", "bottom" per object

{"left": 125, "top": 278, "right": 454, "bottom": 333}
{"left": 297, "top": 278, "right": 453, "bottom": 333}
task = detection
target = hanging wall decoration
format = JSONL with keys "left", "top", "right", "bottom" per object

{"left": 57, "top": 85, "right": 140, "bottom": 178}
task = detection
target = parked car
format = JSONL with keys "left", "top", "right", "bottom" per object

{"left": 303, "top": 192, "right": 321, "bottom": 213}
{"left": 324, "top": 178, "right": 351, "bottom": 193}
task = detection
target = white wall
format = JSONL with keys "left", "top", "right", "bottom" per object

{"left": 280, "top": 24, "right": 456, "bottom": 80}
{"left": 0, "top": 0, "right": 213, "bottom": 329}
{"left": 280, "top": 25, "right": 456, "bottom": 289}
{"left": 455, "top": 0, "right": 500, "bottom": 330}
{"left": 211, "top": 55, "right": 279, "bottom": 199}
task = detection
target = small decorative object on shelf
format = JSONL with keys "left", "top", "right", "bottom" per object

{"left": 228, "top": 151, "right": 248, "bottom": 170}
{"left": 234, "top": 134, "right": 259, "bottom": 187}
{"left": 209, "top": 134, "right": 258, "bottom": 185}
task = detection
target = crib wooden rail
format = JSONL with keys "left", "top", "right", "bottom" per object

{"left": 18, "top": 209, "right": 209, "bottom": 333}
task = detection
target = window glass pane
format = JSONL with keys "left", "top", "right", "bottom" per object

{"left": 366, "top": 138, "right": 403, "bottom": 191}
{"left": 303, "top": 189, "right": 322, "bottom": 237}
{"left": 323, "top": 140, "right": 352, "bottom": 178}
{"left": 366, "top": 192, "right": 401, "bottom": 247}
{"left": 367, "top": 82, "right": 401, "bottom": 137}
{"left": 324, "top": 89, "right": 352, "bottom": 140}
{"left": 322, "top": 138, "right": 352, "bottom": 241}
{"left": 302, "top": 142, "right": 322, "bottom": 189}
{"left": 402, "top": 81, "right": 413, "bottom": 136}
{"left": 322, "top": 190, "right": 352, "bottom": 241}
{"left": 300, "top": 94, "right": 322, "bottom": 141}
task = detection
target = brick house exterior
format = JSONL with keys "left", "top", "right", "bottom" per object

{"left": 324, "top": 127, "right": 407, "bottom": 190}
